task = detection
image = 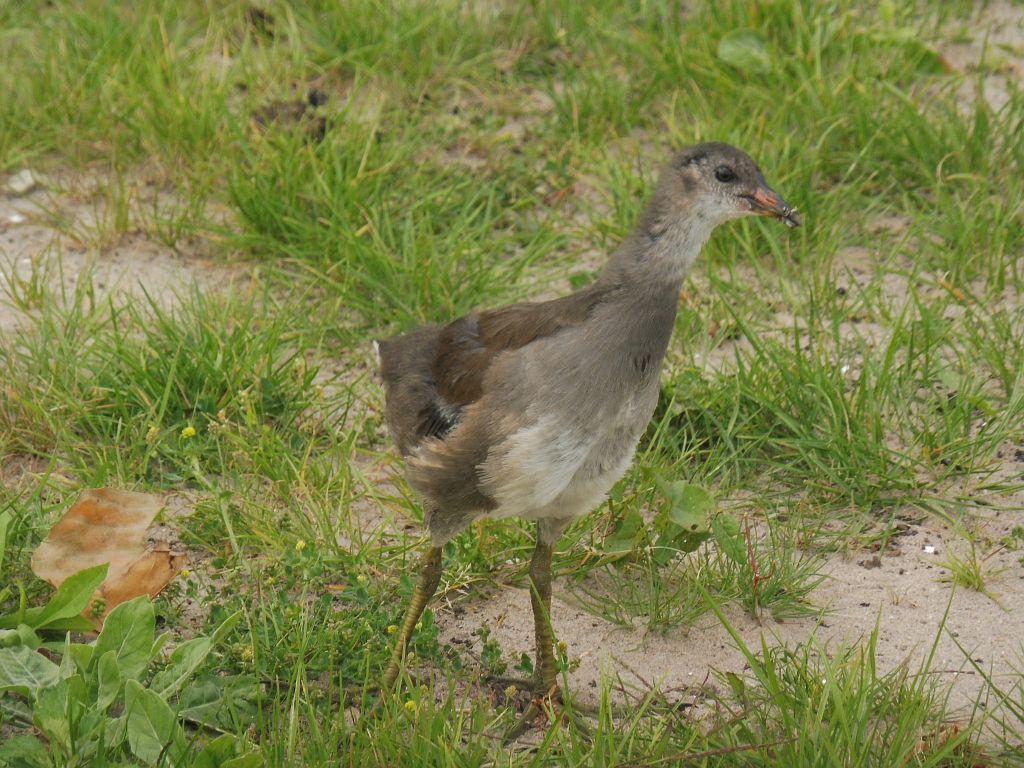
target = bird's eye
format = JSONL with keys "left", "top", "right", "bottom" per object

{"left": 715, "top": 166, "right": 737, "bottom": 183}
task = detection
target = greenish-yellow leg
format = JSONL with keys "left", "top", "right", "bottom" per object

{"left": 382, "top": 546, "right": 443, "bottom": 690}
{"left": 529, "top": 540, "right": 558, "bottom": 695}
{"left": 504, "top": 537, "right": 591, "bottom": 741}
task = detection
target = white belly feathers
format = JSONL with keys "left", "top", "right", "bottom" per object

{"left": 479, "top": 402, "right": 646, "bottom": 523}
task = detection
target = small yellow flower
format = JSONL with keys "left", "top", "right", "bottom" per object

{"left": 404, "top": 700, "right": 416, "bottom": 713}
{"left": 145, "top": 425, "right": 159, "bottom": 444}
{"left": 180, "top": 425, "right": 197, "bottom": 439}
{"left": 557, "top": 640, "right": 568, "bottom": 653}
{"left": 356, "top": 574, "right": 368, "bottom": 585}
{"left": 387, "top": 624, "right": 399, "bottom": 634}
{"left": 180, "top": 568, "right": 191, "bottom": 578}
{"left": 295, "top": 539, "right": 306, "bottom": 552}
{"left": 241, "top": 646, "right": 254, "bottom": 661}
{"left": 504, "top": 685, "right": 518, "bottom": 697}
{"left": 414, "top": 621, "right": 422, "bottom": 631}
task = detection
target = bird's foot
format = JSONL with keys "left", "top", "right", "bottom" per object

{"left": 501, "top": 683, "right": 592, "bottom": 743}
{"left": 486, "top": 674, "right": 536, "bottom": 691}
{"left": 488, "top": 674, "right": 600, "bottom": 716}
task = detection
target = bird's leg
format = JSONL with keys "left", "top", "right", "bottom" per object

{"left": 503, "top": 532, "right": 590, "bottom": 742}
{"left": 529, "top": 539, "right": 558, "bottom": 696}
{"left": 382, "top": 545, "right": 443, "bottom": 690}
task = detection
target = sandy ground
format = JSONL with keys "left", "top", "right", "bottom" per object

{"left": 0, "top": 171, "right": 240, "bottom": 336}
{"left": 941, "top": 0, "right": 1024, "bottom": 113}
{"left": 435, "top": 504, "right": 1024, "bottom": 717}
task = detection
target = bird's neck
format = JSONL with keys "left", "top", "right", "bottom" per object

{"left": 598, "top": 208, "right": 716, "bottom": 287}
{"left": 584, "top": 206, "right": 715, "bottom": 373}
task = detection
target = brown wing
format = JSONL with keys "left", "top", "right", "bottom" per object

{"left": 376, "top": 284, "right": 606, "bottom": 456}
{"left": 432, "top": 287, "right": 606, "bottom": 406}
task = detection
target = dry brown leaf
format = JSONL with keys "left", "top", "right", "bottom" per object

{"left": 31, "top": 487, "right": 186, "bottom": 626}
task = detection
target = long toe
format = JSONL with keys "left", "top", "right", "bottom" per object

{"left": 502, "top": 701, "right": 546, "bottom": 744}
{"left": 500, "top": 684, "right": 593, "bottom": 743}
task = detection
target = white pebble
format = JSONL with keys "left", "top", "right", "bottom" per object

{"left": 7, "top": 169, "right": 38, "bottom": 196}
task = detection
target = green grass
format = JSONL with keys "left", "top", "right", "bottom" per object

{"left": 707, "top": 602, "right": 983, "bottom": 767}
{"left": 1, "top": 0, "right": 1023, "bottom": 764}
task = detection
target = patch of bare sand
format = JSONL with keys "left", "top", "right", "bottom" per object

{"left": 0, "top": 170, "right": 244, "bottom": 336}
{"left": 436, "top": 509, "right": 1024, "bottom": 718}
{"left": 939, "top": 0, "right": 1024, "bottom": 113}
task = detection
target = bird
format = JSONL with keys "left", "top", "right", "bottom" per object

{"left": 375, "top": 142, "right": 800, "bottom": 735}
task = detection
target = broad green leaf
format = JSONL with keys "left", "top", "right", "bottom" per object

{"left": 601, "top": 509, "right": 645, "bottom": 558}
{"left": 663, "top": 483, "right": 712, "bottom": 532}
{"left": 96, "top": 650, "right": 123, "bottom": 711}
{"left": 93, "top": 596, "right": 155, "bottom": 681}
{"left": 937, "top": 368, "right": 965, "bottom": 393}
{"left": 65, "top": 642, "right": 94, "bottom": 674}
{"left": 57, "top": 636, "right": 78, "bottom": 680}
{"left": 179, "top": 675, "right": 260, "bottom": 731}
{"left": 151, "top": 636, "right": 212, "bottom": 698}
{"left": 0, "top": 734, "right": 50, "bottom": 768}
{"left": 195, "top": 734, "right": 241, "bottom": 768}
{"left": 148, "top": 614, "right": 239, "bottom": 704}
{"left": 671, "top": 527, "right": 713, "bottom": 555}
{"left": 151, "top": 629, "right": 170, "bottom": 661}
{"left": 1, "top": 563, "right": 109, "bottom": 631}
{"left": 659, "top": 482, "right": 715, "bottom": 530}
{"left": 717, "top": 30, "right": 772, "bottom": 74}
{"left": 32, "top": 562, "right": 108, "bottom": 628}
{"left": 14, "top": 624, "right": 41, "bottom": 649}
{"left": 651, "top": 515, "right": 684, "bottom": 566}
{"left": 32, "top": 614, "right": 96, "bottom": 633}
{"left": 195, "top": 734, "right": 262, "bottom": 768}
{"left": 210, "top": 610, "right": 242, "bottom": 646}
{"left": 104, "top": 712, "right": 128, "bottom": 751}
{"left": 0, "top": 645, "right": 60, "bottom": 694}
{"left": 649, "top": 541, "right": 676, "bottom": 567}
{"left": 712, "top": 514, "right": 746, "bottom": 566}
{"left": 653, "top": 479, "right": 716, "bottom": 555}
{"left": 33, "top": 675, "right": 86, "bottom": 752}
{"left": 125, "top": 678, "right": 187, "bottom": 765}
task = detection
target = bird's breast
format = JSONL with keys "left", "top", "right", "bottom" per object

{"left": 478, "top": 382, "right": 658, "bottom": 523}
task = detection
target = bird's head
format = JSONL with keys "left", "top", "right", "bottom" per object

{"left": 661, "top": 142, "right": 801, "bottom": 229}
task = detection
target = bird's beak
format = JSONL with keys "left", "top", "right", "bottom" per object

{"left": 747, "top": 185, "right": 801, "bottom": 228}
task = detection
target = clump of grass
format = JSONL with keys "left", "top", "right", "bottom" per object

{"left": 0, "top": 281, "right": 327, "bottom": 485}
{"left": 227, "top": 125, "right": 565, "bottom": 328}
{"left": 648, "top": 278, "right": 1023, "bottom": 514}
{"left": 568, "top": 494, "right": 824, "bottom": 632}
{"left": 706, "top": 609, "right": 983, "bottom": 767}
{"left": 939, "top": 536, "right": 1007, "bottom": 602}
